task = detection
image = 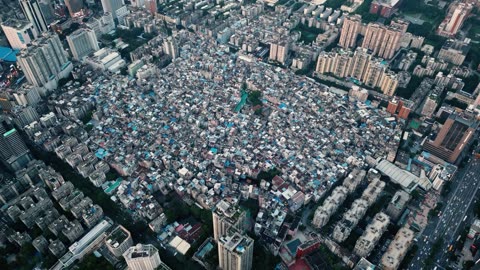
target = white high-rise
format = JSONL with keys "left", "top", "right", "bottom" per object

{"left": 101, "top": 0, "right": 125, "bottom": 19}
{"left": 218, "top": 230, "right": 254, "bottom": 270}
{"left": 1, "top": 19, "right": 38, "bottom": 50}
{"left": 67, "top": 28, "right": 100, "bottom": 60}
{"left": 17, "top": 33, "right": 71, "bottom": 90}
{"left": 19, "top": 0, "right": 49, "bottom": 33}
{"left": 163, "top": 36, "right": 179, "bottom": 59}
{"left": 123, "top": 244, "right": 171, "bottom": 270}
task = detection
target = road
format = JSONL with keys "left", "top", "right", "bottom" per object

{"left": 410, "top": 158, "right": 480, "bottom": 270}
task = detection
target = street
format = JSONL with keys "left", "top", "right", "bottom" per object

{"left": 410, "top": 158, "right": 480, "bottom": 270}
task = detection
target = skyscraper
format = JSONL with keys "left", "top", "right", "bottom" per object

{"left": 1, "top": 19, "right": 38, "bottom": 50}
{"left": 67, "top": 28, "right": 100, "bottom": 60}
{"left": 0, "top": 126, "right": 33, "bottom": 171}
{"left": 218, "top": 229, "right": 254, "bottom": 270}
{"left": 17, "top": 33, "right": 72, "bottom": 90}
{"left": 123, "top": 244, "right": 171, "bottom": 270}
{"left": 339, "top": 14, "right": 362, "bottom": 49}
{"left": 423, "top": 113, "right": 479, "bottom": 163}
{"left": 212, "top": 199, "right": 247, "bottom": 242}
{"left": 64, "top": 0, "right": 84, "bottom": 17}
{"left": 19, "top": 0, "right": 49, "bottom": 33}
{"left": 101, "top": 0, "right": 125, "bottom": 19}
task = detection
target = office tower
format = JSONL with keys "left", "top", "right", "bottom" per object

{"left": 423, "top": 113, "right": 479, "bottom": 163}
{"left": 218, "top": 229, "right": 254, "bottom": 270}
{"left": 0, "top": 127, "right": 33, "bottom": 171}
{"left": 162, "top": 36, "right": 178, "bottom": 60}
{"left": 339, "top": 14, "right": 362, "bottom": 49}
{"left": 1, "top": 19, "right": 38, "bottom": 50}
{"left": 65, "top": 0, "right": 84, "bottom": 17}
{"left": 123, "top": 244, "right": 171, "bottom": 270}
{"left": 67, "top": 28, "right": 100, "bottom": 60}
{"left": 19, "top": 0, "right": 49, "bottom": 33}
{"left": 145, "top": 0, "right": 157, "bottom": 15}
{"left": 101, "top": 0, "right": 125, "bottom": 19}
{"left": 17, "top": 33, "right": 71, "bottom": 90}
{"left": 212, "top": 199, "right": 247, "bottom": 242}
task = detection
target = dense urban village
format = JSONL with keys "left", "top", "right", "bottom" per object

{"left": 0, "top": 0, "right": 480, "bottom": 270}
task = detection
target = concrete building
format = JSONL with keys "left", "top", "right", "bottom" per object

{"left": 0, "top": 128, "right": 33, "bottom": 171}
{"left": 437, "top": 39, "right": 470, "bottom": 66}
{"left": 218, "top": 229, "right": 254, "bottom": 270}
{"left": 101, "top": 0, "right": 125, "bottom": 20}
{"left": 51, "top": 219, "right": 113, "bottom": 269}
{"left": 1, "top": 19, "right": 38, "bottom": 50}
{"left": 85, "top": 48, "right": 126, "bottom": 73}
{"left": 144, "top": 0, "right": 157, "bottom": 15}
{"left": 312, "top": 186, "right": 348, "bottom": 228}
{"left": 19, "top": 0, "right": 48, "bottom": 33}
{"left": 354, "top": 212, "right": 390, "bottom": 257}
{"left": 385, "top": 190, "right": 410, "bottom": 221}
{"left": 124, "top": 244, "right": 170, "bottom": 270}
{"left": 361, "top": 23, "right": 403, "bottom": 60}
{"left": 65, "top": 0, "right": 85, "bottom": 17}
{"left": 17, "top": 33, "right": 72, "bottom": 90}
{"left": 437, "top": 2, "right": 472, "bottom": 37}
{"left": 423, "top": 112, "right": 479, "bottom": 164}
{"left": 213, "top": 199, "right": 247, "bottom": 241}
{"left": 380, "top": 227, "right": 414, "bottom": 270}
{"left": 339, "top": 14, "right": 362, "bottom": 49}
{"left": 105, "top": 225, "right": 133, "bottom": 257}
{"left": 67, "top": 28, "right": 100, "bottom": 61}
{"left": 85, "top": 12, "right": 115, "bottom": 38}
{"left": 269, "top": 40, "right": 290, "bottom": 64}
{"left": 163, "top": 36, "right": 178, "bottom": 59}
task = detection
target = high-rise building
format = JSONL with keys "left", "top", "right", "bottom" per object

{"left": 67, "top": 28, "right": 100, "bottom": 60}
{"left": 1, "top": 19, "right": 38, "bottom": 50}
{"left": 64, "top": 0, "right": 84, "bottom": 17}
{"left": 105, "top": 225, "right": 133, "bottom": 257}
{"left": 380, "top": 72, "right": 399, "bottom": 96}
{"left": 438, "top": 2, "right": 472, "bottom": 37}
{"left": 339, "top": 14, "right": 362, "bottom": 49}
{"left": 101, "top": 0, "right": 125, "bottom": 19}
{"left": 423, "top": 113, "right": 479, "bottom": 163}
{"left": 19, "top": 0, "right": 49, "bottom": 33}
{"left": 162, "top": 36, "right": 178, "bottom": 60}
{"left": 0, "top": 127, "right": 33, "bottom": 171}
{"left": 123, "top": 244, "right": 171, "bottom": 270}
{"left": 269, "top": 40, "right": 290, "bottom": 64}
{"left": 218, "top": 229, "right": 254, "bottom": 270}
{"left": 362, "top": 23, "right": 403, "bottom": 60}
{"left": 145, "top": 0, "right": 157, "bottom": 15}
{"left": 17, "top": 33, "right": 72, "bottom": 90}
{"left": 213, "top": 199, "right": 247, "bottom": 242}
{"left": 349, "top": 47, "right": 371, "bottom": 80}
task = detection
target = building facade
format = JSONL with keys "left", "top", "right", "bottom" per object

{"left": 1, "top": 19, "right": 38, "bottom": 50}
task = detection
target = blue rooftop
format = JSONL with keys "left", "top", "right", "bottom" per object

{"left": 0, "top": 47, "right": 18, "bottom": 62}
